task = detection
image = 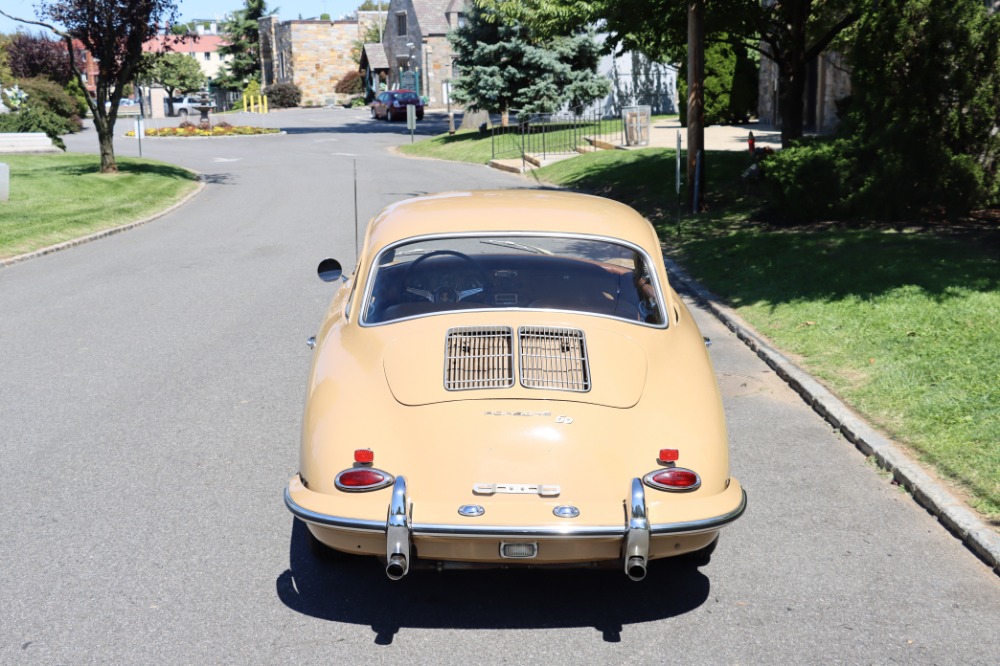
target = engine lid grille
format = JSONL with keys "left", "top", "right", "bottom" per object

{"left": 519, "top": 326, "right": 591, "bottom": 392}
{"left": 444, "top": 326, "right": 515, "bottom": 391}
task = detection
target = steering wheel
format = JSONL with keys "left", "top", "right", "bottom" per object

{"left": 403, "top": 250, "right": 490, "bottom": 304}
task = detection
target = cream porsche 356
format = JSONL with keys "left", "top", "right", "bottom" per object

{"left": 284, "top": 190, "right": 746, "bottom": 580}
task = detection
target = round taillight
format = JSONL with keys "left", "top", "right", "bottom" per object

{"left": 643, "top": 467, "right": 701, "bottom": 492}
{"left": 335, "top": 468, "right": 394, "bottom": 492}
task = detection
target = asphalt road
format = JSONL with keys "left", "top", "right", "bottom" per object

{"left": 1, "top": 108, "right": 998, "bottom": 665}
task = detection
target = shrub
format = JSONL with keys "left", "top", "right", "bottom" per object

{"left": 264, "top": 82, "right": 302, "bottom": 108}
{"left": 335, "top": 70, "right": 364, "bottom": 95}
{"left": 0, "top": 106, "right": 68, "bottom": 150}
{"left": 765, "top": 137, "right": 854, "bottom": 220}
{"left": 243, "top": 79, "right": 262, "bottom": 99}
{"left": 16, "top": 77, "right": 83, "bottom": 131}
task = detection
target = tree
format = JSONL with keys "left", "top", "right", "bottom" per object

{"left": 351, "top": 17, "right": 385, "bottom": 64}
{"left": 7, "top": 32, "right": 73, "bottom": 86}
{"left": 1, "top": 1, "right": 182, "bottom": 174}
{"left": 846, "top": 0, "right": 1000, "bottom": 216}
{"left": 678, "top": 37, "right": 757, "bottom": 125}
{"left": 217, "top": 0, "right": 273, "bottom": 89}
{"left": 356, "top": 0, "right": 388, "bottom": 10}
{"left": 140, "top": 52, "right": 205, "bottom": 115}
{"left": 449, "top": 3, "right": 609, "bottom": 125}
{"left": 477, "top": 0, "right": 860, "bottom": 147}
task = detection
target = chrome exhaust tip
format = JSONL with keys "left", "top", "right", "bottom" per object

{"left": 386, "top": 554, "right": 408, "bottom": 580}
{"left": 626, "top": 556, "right": 647, "bottom": 581}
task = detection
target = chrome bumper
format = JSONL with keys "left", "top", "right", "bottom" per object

{"left": 285, "top": 476, "right": 747, "bottom": 580}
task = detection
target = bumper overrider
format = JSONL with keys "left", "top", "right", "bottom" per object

{"left": 285, "top": 474, "right": 746, "bottom": 580}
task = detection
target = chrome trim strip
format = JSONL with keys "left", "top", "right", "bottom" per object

{"left": 359, "top": 231, "right": 670, "bottom": 330}
{"left": 411, "top": 524, "right": 625, "bottom": 538}
{"left": 649, "top": 488, "right": 748, "bottom": 535}
{"left": 284, "top": 487, "right": 384, "bottom": 533}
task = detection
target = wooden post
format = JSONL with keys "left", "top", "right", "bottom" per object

{"left": 687, "top": 0, "right": 705, "bottom": 212}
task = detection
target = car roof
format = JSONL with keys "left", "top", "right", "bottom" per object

{"left": 365, "top": 190, "right": 660, "bottom": 254}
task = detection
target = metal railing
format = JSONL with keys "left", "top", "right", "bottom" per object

{"left": 490, "top": 106, "right": 627, "bottom": 167}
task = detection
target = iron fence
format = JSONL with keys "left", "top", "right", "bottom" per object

{"left": 490, "top": 106, "right": 627, "bottom": 167}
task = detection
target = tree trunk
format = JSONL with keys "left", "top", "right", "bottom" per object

{"left": 686, "top": 0, "right": 705, "bottom": 212}
{"left": 778, "top": 57, "right": 806, "bottom": 148}
{"left": 778, "top": 1, "right": 809, "bottom": 147}
{"left": 92, "top": 111, "right": 118, "bottom": 174}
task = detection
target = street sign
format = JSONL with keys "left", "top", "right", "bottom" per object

{"left": 406, "top": 104, "right": 416, "bottom": 142}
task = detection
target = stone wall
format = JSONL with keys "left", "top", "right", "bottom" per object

{"left": 422, "top": 36, "right": 454, "bottom": 107}
{"left": 757, "top": 49, "right": 851, "bottom": 133}
{"left": 260, "top": 17, "right": 375, "bottom": 106}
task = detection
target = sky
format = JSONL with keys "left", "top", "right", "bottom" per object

{"left": 0, "top": 1, "right": 380, "bottom": 37}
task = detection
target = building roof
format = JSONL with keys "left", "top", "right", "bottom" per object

{"left": 362, "top": 43, "right": 389, "bottom": 69}
{"left": 411, "top": 0, "right": 461, "bottom": 36}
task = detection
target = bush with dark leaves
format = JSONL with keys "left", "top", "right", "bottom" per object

{"left": 264, "top": 82, "right": 302, "bottom": 108}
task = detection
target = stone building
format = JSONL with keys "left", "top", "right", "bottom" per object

{"left": 259, "top": 12, "right": 384, "bottom": 106}
{"left": 380, "top": 0, "right": 467, "bottom": 107}
{"left": 757, "top": 50, "right": 851, "bottom": 133}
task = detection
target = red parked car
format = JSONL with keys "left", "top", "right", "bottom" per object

{"left": 371, "top": 90, "right": 424, "bottom": 122}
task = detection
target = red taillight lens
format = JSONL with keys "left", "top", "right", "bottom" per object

{"left": 354, "top": 448, "right": 374, "bottom": 464}
{"left": 658, "top": 448, "right": 679, "bottom": 463}
{"left": 643, "top": 467, "right": 701, "bottom": 492}
{"left": 335, "top": 468, "right": 394, "bottom": 492}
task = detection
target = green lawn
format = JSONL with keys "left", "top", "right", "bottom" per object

{"left": 404, "top": 128, "right": 1000, "bottom": 521}
{"left": 399, "top": 115, "right": 679, "bottom": 165}
{"left": 0, "top": 154, "right": 199, "bottom": 259}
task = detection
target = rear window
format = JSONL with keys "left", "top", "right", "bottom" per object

{"left": 395, "top": 92, "right": 420, "bottom": 102}
{"left": 362, "top": 235, "right": 666, "bottom": 326}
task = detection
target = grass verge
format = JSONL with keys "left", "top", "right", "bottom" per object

{"left": 403, "top": 126, "right": 1000, "bottom": 521}
{"left": 530, "top": 147, "right": 1000, "bottom": 522}
{"left": 0, "top": 154, "right": 199, "bottom": 260}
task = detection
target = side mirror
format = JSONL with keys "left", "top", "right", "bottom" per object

{"left": 317, "top": 258, "right": 343, "bottom": 283}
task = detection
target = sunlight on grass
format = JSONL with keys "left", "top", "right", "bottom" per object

{"left": 0, "top": 154, "right": 199, "bottom": 259}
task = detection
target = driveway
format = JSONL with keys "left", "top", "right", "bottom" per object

{"left": 1, "top": 108, "right": 997, "bottom": 664}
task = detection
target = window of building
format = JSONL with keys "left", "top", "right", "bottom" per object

{"left": 396, "top": 12, "right": 407, "bottom": 36}
{"left": 204, "top": 52, "right": 211, "bottom": 61}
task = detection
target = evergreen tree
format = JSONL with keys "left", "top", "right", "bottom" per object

{"left": 217, "top": 0, "right": 272, "bottom": 89}
{"left": 448, "top": 3, "right": 608, "bottom": 125}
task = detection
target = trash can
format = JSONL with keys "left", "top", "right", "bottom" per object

{"left": 622, "top": 105, "right": 651, "bottom": 147}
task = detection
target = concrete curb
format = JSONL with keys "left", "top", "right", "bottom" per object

{"left": 663, "top": 254, "right": 1000, "bottom": 577}
{"left": 0, "top": 175, "right": 205, "bottom": 270}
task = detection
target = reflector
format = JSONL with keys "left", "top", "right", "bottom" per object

{"left": 658, "top": 448, "right": 679, "bottom": 463}
{"left": 354, "top": 448, "right": 375, "bottom": 464}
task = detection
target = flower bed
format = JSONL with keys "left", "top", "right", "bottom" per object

{"left": 126, "top": 121, "right": 280, "bottom": 138}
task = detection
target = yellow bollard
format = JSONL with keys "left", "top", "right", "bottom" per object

{"left": 263, "top": 96, "right": 269, "bottom": 114}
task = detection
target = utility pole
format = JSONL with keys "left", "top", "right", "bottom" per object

{"left": 687, "top": 0, "right": 705, "bottom": 212}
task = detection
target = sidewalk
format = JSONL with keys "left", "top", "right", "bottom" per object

{"left": 647, "top": 119, "right": 782, "bottom": 152}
